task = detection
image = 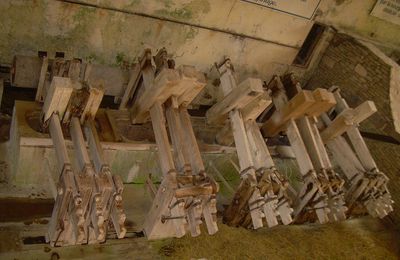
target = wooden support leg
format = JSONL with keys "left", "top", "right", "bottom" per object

{"left": 47, "top": 114, "right": 85, "bottom": 246}
{"left": 84, "top": 120, "right": 127, "bottom": 240}
{"left": 143, "top": 102, "right": 186, "bottom": 240}
{"left": 285, "top": 119, "right": 328, "bottom": 224}
{"left": 70, "top": 117, "right": 102, "bottom": 243}
{"left": 245, "top": 120, "right": 293, "bottom": 227}
{"left": 178, "top": 106, "right": 219, "bottom": 235}
{"left": 223, "top": 109, "right": 264, "bottom": 229}
{"left": 296, "top": 116, "right": 347, "bottom": 222}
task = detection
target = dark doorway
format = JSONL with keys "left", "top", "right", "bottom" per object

{"left": 293, "top": 23, "right": 326, "bottom": 67}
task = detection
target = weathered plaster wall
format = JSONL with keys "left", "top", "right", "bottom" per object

{"left": 316, "top": 0, "right": 400, "bottom": 52}
{"left": 0, "top": 0, "right": 315, "bottom": 84}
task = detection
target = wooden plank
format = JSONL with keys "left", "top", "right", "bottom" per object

{"left": 42, "top": 77, "right": 73, "bottom": 123}
{"left": 119, "top": 50, "right": 151, "bottom": 109}
{"left": 229, "top": 109, "right": 255, "bottom": 171}
{"left": 326, "top": 136, "right": 366, "bottom": 180}
{"left": 149, "top": 102, "right": 175, "bottom": 174}
{"left": 179, "top": 106, "right": 206, "bottom": 174}
{"left": 320, "top": 101, "right": 377, "bottom": 142}
{"left": 165, "top": 100, "right": 190, "bottom": 172}
{"left": 84, "top": 120, "right": 105, "bottom": 173}
{"left": 218, "top": 61, "right": 237, "bottom": 96}
{"left": 261, "top": 90, "right": 315, "bottom": 137}
{"left": 206, "top": 78, "right": 264, "bottom": 125}
{"left": 331, "top": 91, "right": 378, "bottom": 172}
{"left": 35, "top": 57, "right": 48, "bottom": 102}
{"left": 70, "top": 117, "right": 92, "bottom": 170}
{"left": 68, "top": 59, "right": 82, "bottom": 82}
{"left": 309, "top": 117, "right": 333, "bottom": 169}
{"left": 49, "top": 114, "right": 70, "bottom": 170}
{"left": 245, "top": 120, "right": 275, "bottom": 169}
{"left": 286, "top": 119, "right": 314, "bottom": 176}
{"left": 296, "top": 116, "right": 325, "bottom": 171}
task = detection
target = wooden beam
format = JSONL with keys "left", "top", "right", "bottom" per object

{"left": 42, "top": 77, "right": 73, "bottom": 123}
{"left": 165, "top": 100, "right": 190, "bottom": 172}
{"left": 320, "top": 101, "right": 377, "bottom": 142}
{"left": 119, "top": 50, "right": 151, "bottom": 110}
{"left": 245, "top": 120, "right": 274, "bottom": 169}
{"left": 131, "top": 68, "right": 180, "bottom": 124}
{"left": 241, "top": 92, "right": 272, "bottom": 122}
{"left": 285, "top": 119, "right": 315, "bottom": 176}
{"left": 48, "top": 114, "right": 70, "bottom": 171}
{"left": 35, "top": 57, "right": 48, "bottom": 102}
{"left": 179, "top": 106, "right": 206, "bottom": 174}
{"left": 306, "top": 88, "right": 336, "bottom": 117}
{"left": 149, "top": 102, "right": 176, "bottom": 174}
{"left": 261, "top": 90, "right": 315, "bottom": 137}
{"left": 176, "top": 65, "right": 207, "bottom": 106}
{"left": 206, "top": 78, "right": 264, "bottom": 125}
{"left": 80, "top": 85, "right": 104, "bottom": 124}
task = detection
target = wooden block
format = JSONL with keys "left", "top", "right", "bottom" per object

{"left": 42, "top": 77, "right": 73, "bottom": 123}
{"left": 174, "top": 185, "right": 213, "bottom": 198}
{"left": 241, "top": 92, "right": 272, "bottom": 122}
{"left": 306, "top": 88, "right": 336, "bottom": 117}
{"left": 131, "top": 68, "right": 180, "bottom": 124}
{"left": 320, "top": 108, "right": 354, "bottom": 142}
{"left": 352, "top": 101, "right": 377, "bottom": 124}
{"left": 218, "top": 61, "right": 237, "bottom": 96}
{"left": 206, "top": 78, "right": 264, "bottom": 125}
{"left": 176, "top": 65, "right": 207, "bottom": 106}
{"left": 80, "top": 85, "right": 104, "bottom": 124}
{"left": 261, "top": 90, "right": 315, "bottom": 137}
{"left": 68, "top": 59, "right": 82, "bottom": 82}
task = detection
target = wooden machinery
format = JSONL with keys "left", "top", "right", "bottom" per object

{"left": 6, "top": 49, "right": 394, "bottom": 247}
{"left": 319, "top": 87, "right": 393, "bottom": 218}
{"left": 123, "top": 49, "right": 219, "bottom": 239}
{"left": 207, "top": 59, "right": 293, "bottom": 229}
{"left": 263, "top": 75, "right": 347, "bottom": 223}
{"left": 35, "top": 60, "right": 127, "bottom": 246}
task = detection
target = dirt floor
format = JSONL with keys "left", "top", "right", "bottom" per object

{"left": 0, "top": 216, "right": 399, "bottom": 259}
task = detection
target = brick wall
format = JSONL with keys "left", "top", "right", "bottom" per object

{"left": 306, "top": 33, "right": 400, "bottom": 226}
{"left": 307, "top": 33, "right": 399, "bottom": 140}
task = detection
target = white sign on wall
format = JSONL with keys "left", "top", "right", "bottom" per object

{"left": 242, "top": 0, "right": 321, "bottom": 20}
{"left": 371, "top": 0, "right": 400, "bottom": 26}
